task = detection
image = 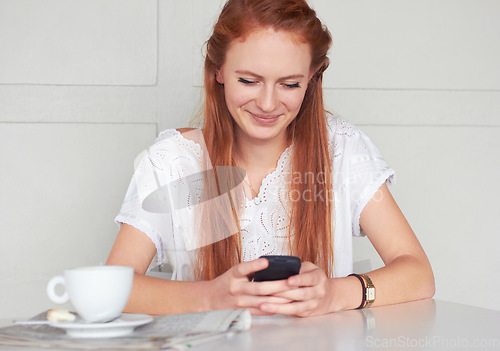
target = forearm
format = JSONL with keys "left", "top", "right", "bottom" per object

{"left": 364, "top": 254, "right": 435, "bottom": 307}
{"left": 331, "top": 254, "right": 435, "bottom": 312}
{"left": 106, "top": 224, "right": 216, "bottom": 315}
{"left": 123, "top": 273, "right": 213, "bottom": 315}
{"left": 124, "top": 259, "right": 280, "bottom": 316}
{"left": 347, "top": 184, "right": 435, "bottom": 310}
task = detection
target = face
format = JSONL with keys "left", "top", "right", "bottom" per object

{"left": 216, "top": 27, "right": 312, "bottom": 145}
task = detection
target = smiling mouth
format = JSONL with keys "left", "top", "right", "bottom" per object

{"left": 249, "top": 112, "right": 281, "bottom": 124}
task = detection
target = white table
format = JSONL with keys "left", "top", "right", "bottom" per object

{"left": 195, "top": 299, "right": 500, "bottom": 351}
{"left": 1, "top": 299, "right": 499, "bottom": 350}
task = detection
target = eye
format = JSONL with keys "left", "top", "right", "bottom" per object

{"left": 238, "top": 78, "right": 257, "bottom": 85}
{"left": 283, "top": 82, "right": 301, "bottom": 89}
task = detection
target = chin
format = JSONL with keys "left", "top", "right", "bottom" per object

{"left": 246, "top": 126, "right": 286, "bottom": 142}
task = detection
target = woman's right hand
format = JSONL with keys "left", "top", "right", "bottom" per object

{"left": 207, "top": 258, "right": 294, "bottom": 315}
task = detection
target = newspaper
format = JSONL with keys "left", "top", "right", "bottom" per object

{"left": 0, "top": 309, "right": 251, "bottom": 350}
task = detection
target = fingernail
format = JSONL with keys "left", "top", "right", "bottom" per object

{"left": 261, "top": 304, "right": 270, "bottom": 312}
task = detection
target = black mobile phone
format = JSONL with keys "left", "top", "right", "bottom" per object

{"left": 253, "top": 255, "right": 301, "bottom": 282}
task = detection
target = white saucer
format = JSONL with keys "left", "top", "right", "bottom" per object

{"left": 49, "top": 314, "right": 153, "bottom": 338}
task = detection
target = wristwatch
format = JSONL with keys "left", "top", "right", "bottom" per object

{"left": 361, "top": 274, "right": 376, "bottom": 308}
{"left": 348, "top": 273, "right": 376, "bottom": 309}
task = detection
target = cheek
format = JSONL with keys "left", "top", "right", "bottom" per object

{"left": 224, "top": 84, "right": 252, "bottom": 109}
{"left": 283, "top": 91, "right": 307, "bottom": 112}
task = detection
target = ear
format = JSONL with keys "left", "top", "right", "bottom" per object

{"left": 215, "top": 69, "right": 224, "bottom": 84}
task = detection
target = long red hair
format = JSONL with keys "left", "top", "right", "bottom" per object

{"left": 194, "top": 0, "right": 334, "bottom": 279}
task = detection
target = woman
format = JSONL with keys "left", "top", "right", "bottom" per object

{"left": 107, "top": 0, "right": 434, "bottom": 317}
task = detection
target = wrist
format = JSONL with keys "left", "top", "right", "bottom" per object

{"left": 328, "top": 276, "right": 365, "bottom": 312}
{"left": 348, "top": 273, "right": 376, "bottom": 309}
{"left": 194, "top": 279, "right": 216, "bottom": 312}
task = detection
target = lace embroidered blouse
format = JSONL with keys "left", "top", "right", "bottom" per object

{"left": 115, "top": 115, "right": 394, "bottom": 280}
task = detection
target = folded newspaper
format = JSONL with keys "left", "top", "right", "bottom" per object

{"left": 0, "top": 309, "right": 251, "bottom": 350}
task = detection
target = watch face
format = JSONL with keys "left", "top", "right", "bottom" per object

{"left": 367, "top": 288, "right": 375, "bottom": 301}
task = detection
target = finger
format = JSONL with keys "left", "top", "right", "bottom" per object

{"left": 287, "top": 269, "right": 321, "bottom": 288}
{"left": 244, "top": 279, "right": 291, "bottom": 296}
{"left": 260, "top": 300, "right": 317, "bottom": 317}
{"left": 256, "top": 295, "right": 292, "bottom": 304}
{"left": 272, "top": 286, "right": 316, "bottom": 301}
{"left": 230, "top": 294, "right": 293, "bottom": 311}
{"left": 232, "top": 258, "right": 269, "bottom": 279}
{"left": 236, "top": 295, "right": 293, "bottom": 305}
{"left": 298, "top": 261, "right": 319, "bottom": 274}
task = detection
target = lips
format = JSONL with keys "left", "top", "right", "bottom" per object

{"left": 249, "top": 112, "right": 281, "bottom": 125}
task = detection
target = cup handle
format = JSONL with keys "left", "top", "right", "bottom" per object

{"left": 46, "top": 275, "right": 69, "bottom": 304}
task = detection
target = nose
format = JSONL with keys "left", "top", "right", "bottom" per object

{"left": 256, "top": 85, "right": 278, "bottom": 112}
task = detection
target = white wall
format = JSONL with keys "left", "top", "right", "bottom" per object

{"left": 0, "top": 0, "right": 498, "bottom": 319}
{"left": 0, "top": 0, "right": 160, "bottom": 319}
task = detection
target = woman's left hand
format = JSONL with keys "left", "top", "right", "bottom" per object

{"left": 259, "top": 261, "right": 336, "bottom": 317}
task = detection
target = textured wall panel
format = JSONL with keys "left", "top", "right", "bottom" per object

{"left": 0, "top": 123, "right": 156, "bottom": 318}
{"left": 324, "top": 90, "right": 500, "bottom": 127}
{"left": 353, "top": 125, "right": 500, "bottom": 311}
{"left": 0, "top": 85, "right": 158, "bottom": 123}
{"left": 0, "top": 0, "right": 157, "bottom": 85}
{"left": 314, "top": 0, "right": 500, "bottom": 90}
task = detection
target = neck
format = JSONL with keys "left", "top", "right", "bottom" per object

{"left": 233, "top": 130, "right": 290, "bottom": 173}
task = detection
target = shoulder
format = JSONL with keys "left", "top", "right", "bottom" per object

{"left": 155, "top": 127, "right": 198, "bottom": 142}
{"left": 325, "top": 113, "right": 362, "bottom": 148}
{"left": 145, "top": 127, "right": 203, "bottom": 166}
{"left": 154, "top": 127, "right": 202, "bottom": 149}
{"left": 176, "top": 127, "right": 197, "bottom": 134}
{"left": 324, "top": 113, "right": 387, "bottom": 165}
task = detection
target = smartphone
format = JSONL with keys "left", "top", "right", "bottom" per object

{"left": 253, "top": 255, "right": 301, "bottom": 282}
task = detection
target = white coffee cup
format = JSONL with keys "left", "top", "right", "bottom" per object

{"left": 47, "top": 266, "right": 134, "bottom": 323}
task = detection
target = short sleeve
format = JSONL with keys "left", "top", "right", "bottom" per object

{"left": 114, "top": 129, "right": 202, "bottom": 268}
{"left": 349, "top": 130, "right": 395, "bottom": 237}
{"left": 114, "top": 148, "right": 174, "bottom": 268}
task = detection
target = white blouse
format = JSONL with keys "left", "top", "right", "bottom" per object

{"left": 115, "top": 115, "right": 394, "bottom": 280}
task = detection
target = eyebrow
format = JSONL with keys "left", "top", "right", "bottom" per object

{"left": 235, "top": 70, "right": 305, "bottom": 80}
